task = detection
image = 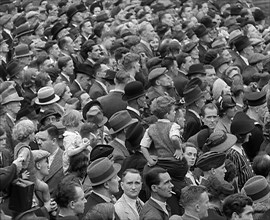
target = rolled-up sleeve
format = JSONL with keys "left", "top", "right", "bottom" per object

{"left": 169, "top": 123, "right": 181, "bottom": 139}
{"left": 140, "top": 128, "right": 152, "bottom": 148}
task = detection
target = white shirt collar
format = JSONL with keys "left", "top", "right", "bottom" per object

{"left": 115, "top": 138, "right": 126, "bottom": 147}
{"left": 240, "top": 54, "right": 249, "bottom": 65}
{"left": 231, "top": 145, "right": 243, "bottom": 156}
{"left": 188, "top": 109, "right": 201, "bottom": 120}
{"left": 127, "top": 106, "right": 140, "bottom": 116}
{"left": 151, "top": 197, "right": 169, "bottom": 216}
{"left": 95, "top": 80, "right": 108, "bottom": 94}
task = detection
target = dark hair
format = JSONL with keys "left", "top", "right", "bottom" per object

{"left": 252, "top": 154, "right": 270, "bottom": 177}
{"left": 122, "top": 168, "right": 141, "bottom": 181}
{"left": 0, "top": 127, "right": 5, "bottom": 136}
{"left": 80, "top": 123, "right": 98, "bottom": 139}
{"left": 44, "top": 40, "right": 57, "bottom": 53}
{"left": 114, "top": 47, "right": 130, "bottom": 62}
{"left": 181, "top": 185, "right": 207, "bottom": 208}
{"left": 58, "top": 56, "right": 72, "bottom": 71}
{"left": 35, "top": 72, "right": 51, "bottom": 91}
{"left": 58, "top": 36, "right": 71, "bottom": 50}
{"left": 224, "top": 159, "right": 237, "bottom": 182}
{"left": 80, "top": 40, "right": 96, "bottom": 60}
{"left": 144, "top": 167, "right": 167, "bottom": 190}
{"left": 222, "top": 193, "right": 253, "bottom": 219}
{"left": 68, "top": 149, "right": 90, "bottom": 178}
{"left": 54, "top": 181, "right": 81, "bottom": 208}
{"left": 176, "top": 53, "right": 189, "bottom": 67}
{"left": 201, "top": 103, "right": 219, "bottom": 117}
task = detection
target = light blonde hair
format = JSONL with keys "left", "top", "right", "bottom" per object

{"left": 61, "top": 110, "right": 82, "bottom": 128}
{"left": 12, "top": 119, "right": 35, "bottom": 141}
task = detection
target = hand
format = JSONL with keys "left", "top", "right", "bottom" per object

{"left": 147, "top": 158, "right": 158, "bottom": 167}
{"left": 50, "top": 199, "right": 57, "bottom": 212}
{"left": 82, "top": 138, "right": 90, "bottom": 148}
{"left": 21, "top": 170, "right": 30, "bottom": 179}
{"left": 13, "top": 157, "right": 24, "bottom": 173}
{"left": 174, "top": 149, "right": 183, "bottom": 160}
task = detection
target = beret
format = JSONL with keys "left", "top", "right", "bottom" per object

{"left": 90, "top": 144, "right": 114, "bottom": 162}
{"left": 245, "top": 91, "right": 266, "bottom": 107}
{"left": 148, "top": 67, "right": 167, "bottom": 81}
{"left": 196, "top": 151, "right": 226, "bottom": 171}
{"left": 32, "top": 150, "right": 50, "bottom": 163}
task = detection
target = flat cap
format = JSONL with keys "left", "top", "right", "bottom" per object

{"left": 245, "top": 91, "right": 266, "bottom": 107}
{"left": 148, "top": 67, "right": 167, "bottom": 81}
{"left": 32, "top": 150, "right": 50, "bottom": 163}
{"left": 196, "top": 151, "right": 226, "bottom": 171}
{"left": 0, "top": 14, "right": 12, "bottom": 26}
{"left": 248, "top": 53, "right": 267, "bottom": 65}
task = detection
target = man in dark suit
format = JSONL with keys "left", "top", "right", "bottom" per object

{"left": 98, "top": 70, "right": 129, "bottom": 120}
{"left": 70, "top": 63, "right": 94, "bottom": 96}
{"left": 36, "top": 125, "right": 64, "bottom": 195}
{"left": 83, "top": 157, "right": 121, "bottom": 217}
{"left": 140, "top": 167, "right": 173, "bottom": 220}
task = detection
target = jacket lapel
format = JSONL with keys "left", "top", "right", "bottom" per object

{"left": 44, "top": 148, "right": 63, "bottom": 182}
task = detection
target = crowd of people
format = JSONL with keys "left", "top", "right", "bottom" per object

{"left": 1, "top": 0, "right": 270, "bottom": 219}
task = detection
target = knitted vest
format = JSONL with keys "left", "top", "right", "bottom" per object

{"left": 148, "top": 121, "right": 176, "bottom": 159}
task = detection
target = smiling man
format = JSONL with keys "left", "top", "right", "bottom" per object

{"left": 115, "top": 169, "right": 144, "bottom": 220}
{"left": 140, "top": 167, "right": 174, "bottom": 220}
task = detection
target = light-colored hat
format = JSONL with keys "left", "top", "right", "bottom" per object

{"left": 87, "top": 157, "right": 121, "bottom": 186}
{"left": 32, "top": 150, "right": 50, "bottom": 163}
{"left": 13, "top": 44, "right": 33, "bottom": 59}
{"left": 1, "top": 85, "right": 23, "bottom": 105}
{"left": 35, "top": 86, "right": 60, "bottom": 105}
{"left": 26, "top": 11, "right": 40, "bottom": 20}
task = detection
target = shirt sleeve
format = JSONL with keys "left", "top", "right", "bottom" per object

{"left": 140, "top": 128, "right": 152, "bottom": 148}
{"left": 169, "top": 123, "right": 181, "bottom": 139}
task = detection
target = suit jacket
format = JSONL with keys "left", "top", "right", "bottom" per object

{"left": 115, "top": 195, "right": 144, "bottom": 220}
{"left": 127, "top": 108, "right": 142, "bottom": 122}
{"left": 232, "top": 53, "right": 248, "bottom": 73}
{"left": 132, "top": 41, "right": 154, "bottom": 59}
{"left": 109, "top": 139, "right": 130, "bottom": 165}
{"left": 183, "top": 110, "right": 202, "bottom": 142}
{"left": 70, "top": 80, "right": 83, "bottom": 96}
{"left": 44, "top": 148, "right": 64, "bottom": 194}
{"left": 140, "top": 198, "right": 171, "bottom": 220}
{"left": 98, "top": 90, "right": 127, "bottom": 120}
{"left": 83, "top": 192, "right": 107, "bottom": 216}
{"left": 198, "top": 42, "right": 208, "bottom": 63}
{"left": 181, "top": 213, "right": 201, "bottom": 220}
{"left": 89, "top": 80, "right": 107, "bottom": 100}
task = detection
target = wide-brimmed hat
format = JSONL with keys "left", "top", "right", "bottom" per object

{"left": 194, "top": 24, "right": 209, "bottom": 38}
{"left": 82, "top": 100, "right": 102, "bottom": 120}
{"left": 228, "top": 29, "right": 243, "bottom": 44}
{"left": 13, "top": 44, "right": 33, "bottom": 59}
{"left": 125, "top": 122, "right": 145, "bottom": 151}
{"left": 87, "top": 157, "right": 121, "bottom": 186}
{"left": 211, "top": 56, "right": 230, "bottom": 71}
{"left": 85, "top": 105, "right": 108, "bottom": 127}
{"left": 14, "top": 23, "right": 33, "bottom": 38}
{"left": 35, "top": 87, "right": 60, "bottom": 105}
{"left": 183, "top": 85, "right": 204, "bottom": 106}
{"left": 109, "top": 110, "right": 138, "bottom": 134}
{"left": 51, "top": 22, "right": 67, "bottom": 40}
{"left": 187, "top": 63, "right": 206, "bottom": 77}
{"left": 90, "top": 144, "right": 114, "bottom": 162}
{"left": 122, "top": 81, "right": 145, "bottom": 101}
{"left": 231, "top": 112, "right": 255, "bottom": 135}
{"left": 6, "top": 60, "right": 24, "bottom": 79}
{"left": 1, "top": 85, "right": 23, "bottom": 105}
{"left": 196, "top": 151, "right": 226, "bottom": 171}
{"left": 39, "top": 109, "right": 61, "bottom": 125}
{"left": 204, "top": 131, "right": 237, "bottom": 153}
{"left": 241, "top": 175, "right": 270, "bottom": 203}
{"left": 234, "top": 36, "right": 252, "bottom": 53}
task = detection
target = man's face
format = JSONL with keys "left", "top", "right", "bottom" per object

{"left": 183, "top": 7, "right": 192, "bottom": 19}
{"left": 121, "top": 172, "right": 142, "bottom": 199}
{"left": 202, "top": 107, "right": 218, "bottom": 131}
{"left": 79, "top": 74, "right": 92, "bottom": 91}
{"left": 7, "top": 101, "right": 21, "bottom": 115}
{"left": 212, "top": 163, "right": 226, "bottom": 181}
{"left": 156, "top": 74, "right": 173, "bottom": 88}
{"left": 190, "top": 46, "right": 199, "bottom": 60}
{"left": 195, "top": 95, "right": 206, "bottom": 109}
{"left": 155, "top": 172, "right": 174, "bottom": 200}
{"left": 0, "top": 133, "right": 7, "bottom": 148}
{"left": 36, "top": 130, "right": 53, "bottom": 152}
{"left": 50, "top": 44, "right": 61, "bottom": 58}
{"left": 58, "top": 28, "right": 70, "bottom": 39}
{"left": 213, "top": 14, "right": 222, "bottom": 27}
{"left": 162, "top": 14, "right": 174, "bottom": 27}
{"left": 144, "top": 24, "right": 156, "bottom": 42}
{"left": 222, "top": 50, "right": 232, "bottom": 62}
{"left": 107, "top": 174, "right": 120, "bottom": 195}
{"left": 63, "top": 60, "right": 74, "bottom": 76}
{"left": 237, "top": 205, "right": 254, "bottom": 220}
{"left": 73, "top": 12, "right": 84, "bottom": 23}
{"left": 36, "top": 157, "right": 50, "bottom": 176}
{"left": 205, "top": 68, "right": 217, "bottom": 87}
{"left": 183, "top": 56, "right": 193, "bottom": 71}
{"left": 90, "top": 45, "right": 102, "bottom": 61}
{"left": 198, "top": 192, "right": 209, "bottom": 218}
{"left": 184, "top": 146, "right": 197, "bottom": 167}
{"left": 19, "top": 56, "right": 32, "bottom": 66}
{"left": 73, "top": 186, "right": 87, "bottom": 214}
{"left": 83, "top": 21, "right": 93, "bottom": 35}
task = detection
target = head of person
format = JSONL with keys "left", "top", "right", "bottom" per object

{"left": 183, "top": 142, "right": 198, "bottom": 168}
{"left": 36, "top": 125, "right": 59, "bottom": 153}
{"left": 159, "top": 12, "right": 174, "bottom": 27}
{"left": 35, "top": 72, "right": 53, "bottom": 91}
{"left": 45, "top": 40, "right": 61, "bottom": 59}
{"left": 80, "top": 20, "right": 93, "bottom": 36}
{"left": 121, "top": 52, "right": 141, "bottom": 74}
{"left": 32, "top": 150, "right": 50, "bottom": 177}
{"left": 68, "top": 149, "right": 90, "bottom": 179}
{"left": 0, "top": 127, "right": 7, "bottom": 148}
{"left": 144, "top": 167, "right": 174, "bottom": 202}
{"left": 58, "top": 56, "right": 74, "bottom": 76}
{"left": 150, "top": 96, "right": 176, "bottom": 121}
{"left": 180, "top": 4, "right": 193, "bottom": 20}
{"left": 138, "top": 21, "right": 156, "bottom": 43}
{"left": 201, "top": 103, "right": 219, "bottom": 131}
{"left": 54, "top": 181, "right": 86, "bottom": 215}
{"left": 252, "top": 154, "right": 270, "bottom": 179}
{"left": 12, "top": 119, "right": 35, "bottom": 143}
{"left": 1, "top": 86, "right": 23, "bottom": 116}
{"left": 58, "top": 36, "right": 75, "bottom": 54}
{"left": 121, "top": 168, "right": 142, "bottom": 199}
{"left": 54, "top": 82, "right": 72, "bottom": 103}
{"left": 204, "top": 65, "right": 217, "bottom": 88}
{"left": 183, "top": 85, "right": 206, "bottom": 110}
{"left": 83, "top": 203, "right": 115, "bottom": 220}
{"left": 87, "top": 157, "right": 121, "bottom": 196}
{"left": 148, "top": 67, "right": 173, "bottom": 89}
{"left": 218, "top": 95, "right": 237, "bottom": 120}
{"left": 181, "top": 185, "right": 209, "bottom": 219}
{"left": 222, "top": 193, "right": 253, "bottom": 220}
{"left": 61, "top": 110, "right": 82, "bottom": 129}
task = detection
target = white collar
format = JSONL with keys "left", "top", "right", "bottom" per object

{"left": 95, "top": 80, "right": 108, "bottom": 94}
{"left": 151, "top": 197, "right": 169, "bottom": 216}
{"left": 188, "top": 109, "right": 201, "bottom": 120}
{"left": 127, "top": 106, "right": 140, "bottom": 116}
{"left": 240, "top": 54, "right": 249, "bottom": 65}
{"left": 114, "top": 138, "right": 126, "bottom": 147}
{"left": 231, "top": 145, "right": 243, "bottom": 156}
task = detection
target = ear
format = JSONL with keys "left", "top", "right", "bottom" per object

{"left": 155, "top": 79, "right": 161, "bottom": 86}
{"left": 232, "top": 211, "right": 239, "bottom": 219}
{"left": 210, "top": 168, "right": 216, "bottom": 175}
{"left": 195, "top": 203, "right": 200, "bottom": 212}
{"left": 69, "top": 200, "right": 75, "bottom": 209}
{"left": 151, "top": 185, "right": 158, "bottom": 193}
{"left": 35, "top": 161, "right": 41, "bottom": 170}
{"left": 104, "top": 181, "right": 109, "bottom": 189}
{"left": 120, "top": 182, "right": 124, "bottom": 191}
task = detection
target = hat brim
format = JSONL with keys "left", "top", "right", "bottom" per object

{"left": 35, "top": 95, "right": 60, "bottom": 105}
{"left": 2, "top": 96, "right": 24, "bottom": 105}
{"left": 210, "top": 134, "right": 237, "bottom": 153}
{"left": 83, "top": 100, "right": 102, "bottom": 120}
{"left": 14, "top": 51, "right": 33, "bottom": 59}
{"left": 15, "top": 30, "right": 34, "bottom": 38}
{"left": 122, "top": 92, "right": 145, "bottom": 101}
{"left": 98, "top": 116, "right": 108, "bottom": 127}
{"left": 90, "top": 163, "right": 121, "bottom": 186}
{"left": 185, "top": 91, "right": 205, "bottom": 106}
{"left": 52, "top": 27, "right": 65, "bottom": 40}
{"left": 39, "top": 112, "right": 61, "bottom": 124}
{"left": 109, "top": 118, "right": 138, "bottom": 134}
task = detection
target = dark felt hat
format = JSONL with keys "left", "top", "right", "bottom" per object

{"left": 82, "top": 100, "right": 102, "bottom": 120}
{"left": 245, "top": 91, "right": 266, "bottom": 107}
{"left": 230, "top": 4, "right": 242, "bottom": 16}
{"left": 220, "top": 95, "right": 236, "bottom": 110}
{"left": 102, "top": 69, "right": 116, "bottom": 83}
{"left": 76, "top": 3, "right": 87, "bottom": 12}
{"left": 174, "top": 77, "right": 189, "bottom": 97}
{"left": 6, "top": 60, "right": 24, "bottom": 79}
{"left": 234, "top": 35, "right": 252, "bottom": 53}
{"left": 183, "top": 85, "right": 204, "bottom": 106}
{"left": 13, "top": 15, "right": 27, "bottom": 28}
{"left": 90, "top": 144, "right": 114, "bottom": 162}
{"left": 66, "top": 5, "right": 79, "bottom": 21}
{"left": 141, "top": 0, "right": 155, "bottom": 6}
{"left": 13, "top": 44, "right": 33, "bottom": 59}
{"left": 51, "top": 22, "right": 67, "bottom": 40}
{"left": 211, "top": 56, "right": 230, "bottom": 71}
{"left": 187, "top": 63, "right": 206, "bottom": 77}
{"left": 200, "top": 16, "right": 215, "bottom": 28}
{"left": 148, "top": 67, "right": 168, "bottom": 81}
{"left": 231, "top": 112, "right": 255, "bottom": 135}
{"left": 125, "top": 122, "right": 145, "bottom": 151}
{"left": 194, "top": 24, "right": 208, "bottom": 38}
{"left": 146, "top": 57, "right": 162, "bottom": 72}
{"left": 39, "top": 109, "right": 61, "bottom": 125}
{"left": 87, "top": 157, "right": 121, "bottom": 186}
{"left": 253, "top": 8, "right": 266, "bottom": 22}
{"left": 182, "top": 42, "right": 197, "bottom": 53}
{"left": 75, "top": 63, "right": 95, "bottom": 78}
{"left": 196, "top": 151, "right": 226, "bottom": 171}
{"left": 186, "top": 28, "right": 195, "bottom": 38}
{"left": 122, "top": 81, "right": 145, "bottom": 101}
{"left": 185, "top": 77, "right": 207, "bottom": 91}
{"left": 14, "top": 23, "right": 33, "bottom": 38}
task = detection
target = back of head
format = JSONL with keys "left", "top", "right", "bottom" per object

{"left": 144, "top": 167, "right": 167, "bottom": 190}
{"left": 180, "top": 185, "right": 207, "bottom": 209}
{"left": 252, "top": 154, "right": 270, "bottom": 177}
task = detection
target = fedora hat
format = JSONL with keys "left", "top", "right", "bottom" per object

{"left": 75, "top": 63, "right": 95, "bottom": 79}
{"left": 231, "top": 112, "right": 255, "bottom": 135}
{"left": 90, "top": 144, "right": 114, "bottom": 162}
{"left": 85, "top": 105, "right": 108, "bottom": 127}
{"left": 35, "top": 86, "right": 60, "bottom": 105}
{"left": 125, "top": 121, "right": 145, "bottom": 151}
{"left": 194, "top": 24, "right": 208, "bottom": 38}
{"left": 187, "top": 63, "right": 206, "bottom": 77}
{"left": 66, "top": 5, "right": 79, "bottom": 21}
{"left": 122, "top": 81, "right": 145, "bottom": 101}
{"left": 241, "top": 175, "right": 270, "bottom": 203}
{"left": 234, "top": 36, "right": 252, "bottom": 53}
{"left": 51, "top": 22, "right": 67, "bottom": 40}
{"left": 1, "top": 85, "right": 23, "bottom": 105}
{"left": 82, "top": 100, "right": 102, "bottom": 120}
{"left": 6, "top": 60, "right": 23, "bottom": 79}
{"left": 109, "top": 110, "right": 138, "bottom": 134}
{"left": 182, "top": 42, "right": 197, "bottom": 53}
{"left": 203, "top": 131, "right": 237, "bottom": 153}
{"left": 211, "top": 56, "right": 230, "bottom": 71}
{"left": 13, "top": 44, "right": 33, "bottom": 59}
{"left": 200, "top": 16, "right": 215, "bottom": 28}
{"left": 220, "top": 95, "right": 236, "bottom": 110}
{"left": 14, "top": 23, "right": 33, "bottom": 38}
{"left": 183, "top": 85, "right": 204, "bottom": 106}
{"left": 87, "top": 157, "right": 121, "bottom": 186}
{"left": 228, "top": 29, "right": 243, "bottom": 44}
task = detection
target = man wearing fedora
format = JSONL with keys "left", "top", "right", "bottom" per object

{"left": 13, "top": 44, "right": 33, "bottom": 67}
{"left": 109, "top": 110, "right": 138, "bottom": 165}
{"left": 84, "top": 157, "right": 121, "bottom": 216}
{"left": 0, "top": 86, "right": 23, "bottom": 157}
{"left": 183, "top": 85, "right": 206, "bottom": 141}
{"left": 70, "top": 63, "right": 95, "bottom": 95}
{"left": 98, "top": 70, "right": 129, "bottom": 120}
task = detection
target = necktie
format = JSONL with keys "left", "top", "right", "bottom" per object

{"left": 136, "top": 200, "right": 143, "bottom": 215}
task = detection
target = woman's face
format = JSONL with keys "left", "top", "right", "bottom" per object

{"left": 184, "top": 146, "right": 197, "bottom": 167}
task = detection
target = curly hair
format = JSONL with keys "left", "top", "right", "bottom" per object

{"left": 12, "top": 119, "right": 35, "bottom": 142}
{"left": 61, "top": 110, "right": 82, "bottom": 128}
